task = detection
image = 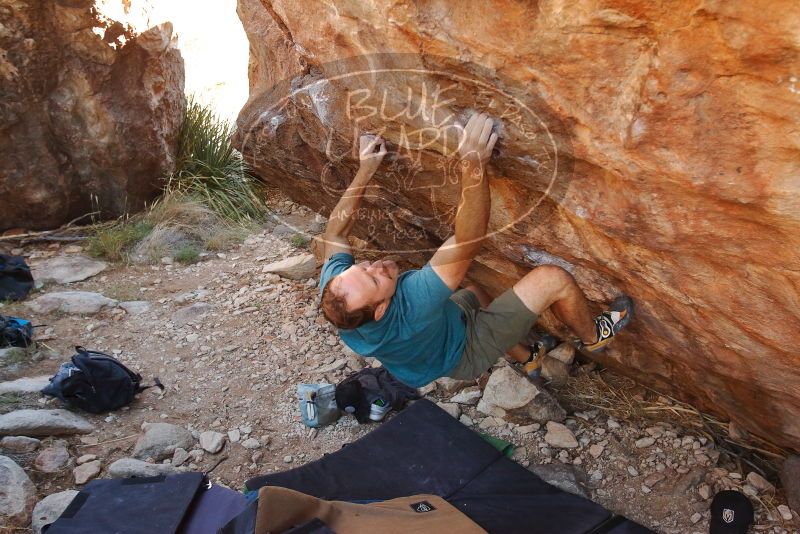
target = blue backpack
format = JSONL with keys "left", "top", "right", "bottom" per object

{"left": 0, "top": 315, "right": 33, "bottom": 348}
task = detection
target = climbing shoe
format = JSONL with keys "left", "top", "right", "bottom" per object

{"left": 522, "top": 334, "right": 558, "bottom": 379}
{"left": 581, "top": 296, "right": 635, "bottom": 352}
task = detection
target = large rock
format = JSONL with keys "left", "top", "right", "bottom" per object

{"left": 26, "top": 291, "right": 118, "bottom": 315}
{"left": 233, "top": 0, "right": 800, "bottom": 449}
{"left": 529, "top": 464, "right": 589, "bottom": 498}
{"left": 31, "top": 490, "right": 79, "bottom": 534}
{"left": 107, "top": 458, "right": 177, "bottom": 478}
{"left": 479, "top": 367, "right": 566, "bottom": 423}
{"left": 132, "top": 422, "right": 194, "bottom": 461}
{"left": 0, "top": 409, "right": 94, "bottom": 437}
{"left": 32, "top": 256, "right": 107, "bottom": 284}
{"left": 780, "top": 455, "right": 800, "bottom": 513}
{"left": 260, "top": 254, "right": 316, "bottom": 280}
{"left": 0, "top": 1, "right": 185, "bottom": 231}
{"left": 0, "top": 375, "right": 51, "bottom": 395}
{"left": 0, "top": 436, "right": 41, "bottom": 453}
{"left": 0, "top": 455, "right": 37, "bottom": 528}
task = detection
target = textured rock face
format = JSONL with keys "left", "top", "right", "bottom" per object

{"left": 0, "top": 0, "right": 185, "bottom": 231}
{"left": 234, "top": 1, "right": 800, "bottom": 449}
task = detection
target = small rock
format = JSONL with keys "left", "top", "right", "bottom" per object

{"left": 316, "top": 359, "right": 347, "bottom": 374}
{"left": 541, "top": 356, "right": 570, "bottom": 385}
{"left": 627, "top": 466, "right": 639, "bottom": 477}
{"left": 435, "top": 377, "right": 473, "bottom": 394}
{"left": 73, "top": 460, "right": 102, "bottom": 485}
{"left": 228, "top": 429, "right": 241, "bottom": 443}
{"left": 635, "top": 437, "right": 656, "bottom": 448}
{"left": 546, "top": 343, "right": 576, "bottom": 365}
{"left": 544, "top": 421, "right": 578, "bottom": 448}
{"left": 0, "top": 436, "right": 41, "bottom": 453}
{"left": 0, "top": 455, "right": 36, "bottom": 527}
{"left": 31, "top": 490, "right": 78, "bottom": 534}
{"left": 186, "top": 333, "right": 199, "bottom": 343}
{"left": 516, "top": 423, "right": 540, "bottom": 434}
{"left": 672, "top": 467, "right": 705, "bottom": 496}
{"left": 745, "top": 471, "right": 774, "bottom": 493}
{"left": 0, "top": 376, "right": 51, "bottom": 395}
{"left": 107, "top": 458, "right": 177, "bottom": 478}
{"left": 588, "top": 444, "right": 604, "bottom": 458}
{"left": 450, "top": 386, "right": 482, "bottom": 405}
{"left": 199, "top": 431, "right": 226, "bottom": 454}
{"left": 777, "top": 504, "right": 793, "bottom": 521}
{"left": 644, "top": 472, "right": 665, "bottom": 488}
{"left": 698, "top": 484, "right": 712, "bottom": 500}
{"left": 172, "top": 448, "right": 190, "bottom": 467}
{"left": 435, "top": 402, "right": 461, "bottom": 419}
{"left": 529, "top": 463, "right": 589, "bottom": 498}
{"left": 283, "top": 455, "right": 293, "bottom": 463}
{"left": 76, "top": 454, "right": 96, "bottom": 465}
{"left": 418, "top": 383, "right": 437, "bottom": 396}
{"left": 241, "top": 438, "right": 261, "bottom": 449}
{"left": 132, "top": 422, "right": 194, "bottom": 461}
{"left": 35, "top": 442, "right": 70, "bottom": 472}
{"left": 690, "top": 512, "right": 702, "bottom": 524}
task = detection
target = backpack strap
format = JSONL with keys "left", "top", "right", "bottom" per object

{"left": 137, "top": 377, "right": 165, "bottom": 393}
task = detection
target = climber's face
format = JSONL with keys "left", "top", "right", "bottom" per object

{"left": 334, "top": 259, "right": 400, "bottom": 320}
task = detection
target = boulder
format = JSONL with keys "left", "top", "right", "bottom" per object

{"left": 0, "top": 375, "right": 51, "bottom": 395}
{"left": 233, "top": 0, "right": 800, "bottom": 448}
{"left": 34, "top": 442, "right": 70, "bottom": 473}
{"left": 0, "top": 1, "right": 184, "bottom": 232}
{"left": 0, "top": 409, "right": 94, "bottom": 437}
{"left": 260, "top": 254, "right": 316, "bottom": 280}
{"left": 480, "top": 367, "right": 566, "bottom": 423}
{"left": 0, "top": 455, "right": 36, "bottom": 528}
{"left": 31, "top": 490, "right": 79, "bottom": 534}
{"left": 32, "top": 256, "right": 107, "bottom": 284}
{"left": 26, "top": 291, "right": 118, "bottom": 315}
{"left": 119, "top": 301, "right": 152, "bottom": 315}
{"left": 172, "top": 303, "right": 215, "bottom": 325}
{"left": 132, "top": 422, "right": 194, "bottom": 461}
{"left": 107, "top": 458, "right": 177, "bottom": 478}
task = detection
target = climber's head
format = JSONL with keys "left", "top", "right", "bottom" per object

{"left": 320, "top": 259, "right": 400, "bottom": 329}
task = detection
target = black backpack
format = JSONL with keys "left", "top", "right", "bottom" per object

{"left": 41, "top": 347, "right": 162, "bottom": 414}
{"left": 0, "top": 254, "right": 34, "bottom": 301}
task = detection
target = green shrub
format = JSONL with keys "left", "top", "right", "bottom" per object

{"left": 168, "top": 97, "right": 267, "bottom": 222}
{"left": 173, "top": 243, "right": 200, "bottom": 264}
{"left": 87, "top": 221, "right": 153, "bottom": 261}
{"left": 290, "top": 234, "right": 309, "bottom": 248}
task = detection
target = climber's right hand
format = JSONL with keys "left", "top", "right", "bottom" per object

{"left": 457, "top": 112, "right": 498, "bottom": 164}
{"left": 358, "top": 134, "right": 387, "bottom": 176}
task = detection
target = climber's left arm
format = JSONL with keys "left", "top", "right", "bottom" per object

{"left": 322, "top": 135, "right": 386, "bottom": 259}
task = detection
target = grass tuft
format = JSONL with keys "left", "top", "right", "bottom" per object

{"left": 173, "top": 243, "right": 200, "bottom": 264}
{"left": 290, "top": 234, "right": 309, "bottom": 248}
{"left": 87, "top": 221, "right": 153, "bottom": 261}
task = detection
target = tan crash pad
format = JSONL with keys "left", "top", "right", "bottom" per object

{"left": 256, "top": 486, "right": 487, "bottom": 533}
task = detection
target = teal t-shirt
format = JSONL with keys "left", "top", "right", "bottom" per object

{"left": 319, "top": 253, "right": 466, "bottom": 387}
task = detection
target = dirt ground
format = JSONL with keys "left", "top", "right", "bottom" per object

{"left": 1, "top": 200, "right": 797, "bottom": 534}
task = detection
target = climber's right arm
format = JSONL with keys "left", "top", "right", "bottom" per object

{"left": 430, "top": 113, "right": 498, "bottom": 289}
{"left": 322, "top": 135, "right": 386, "bottom": 259}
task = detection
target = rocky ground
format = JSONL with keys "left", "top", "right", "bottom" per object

{"left": 1, "top": 199, "right": 798, "bottom": 534}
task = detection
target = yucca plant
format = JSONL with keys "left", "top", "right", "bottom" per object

{"left": 168, "top": 97, "right": 267, "bottom": 222}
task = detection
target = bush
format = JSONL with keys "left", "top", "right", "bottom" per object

{"left": 167, "top": 97, "right": 267, "bottom": 222}
{"left": 87, "top": 221, "right": 153, "bottom": 261}
{"left": 290, "top": 234, "right": 309, "bottom": 248}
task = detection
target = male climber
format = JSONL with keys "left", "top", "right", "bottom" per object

{"left": 318, "top": 112, "right": 634, "bottom": 390}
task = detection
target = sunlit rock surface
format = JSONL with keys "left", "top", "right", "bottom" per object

{"left": 233, "top": 0, "right": 800, "bottom": 449}
{"left": 0, "top": 0, "right": 184, "bottom": 230}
